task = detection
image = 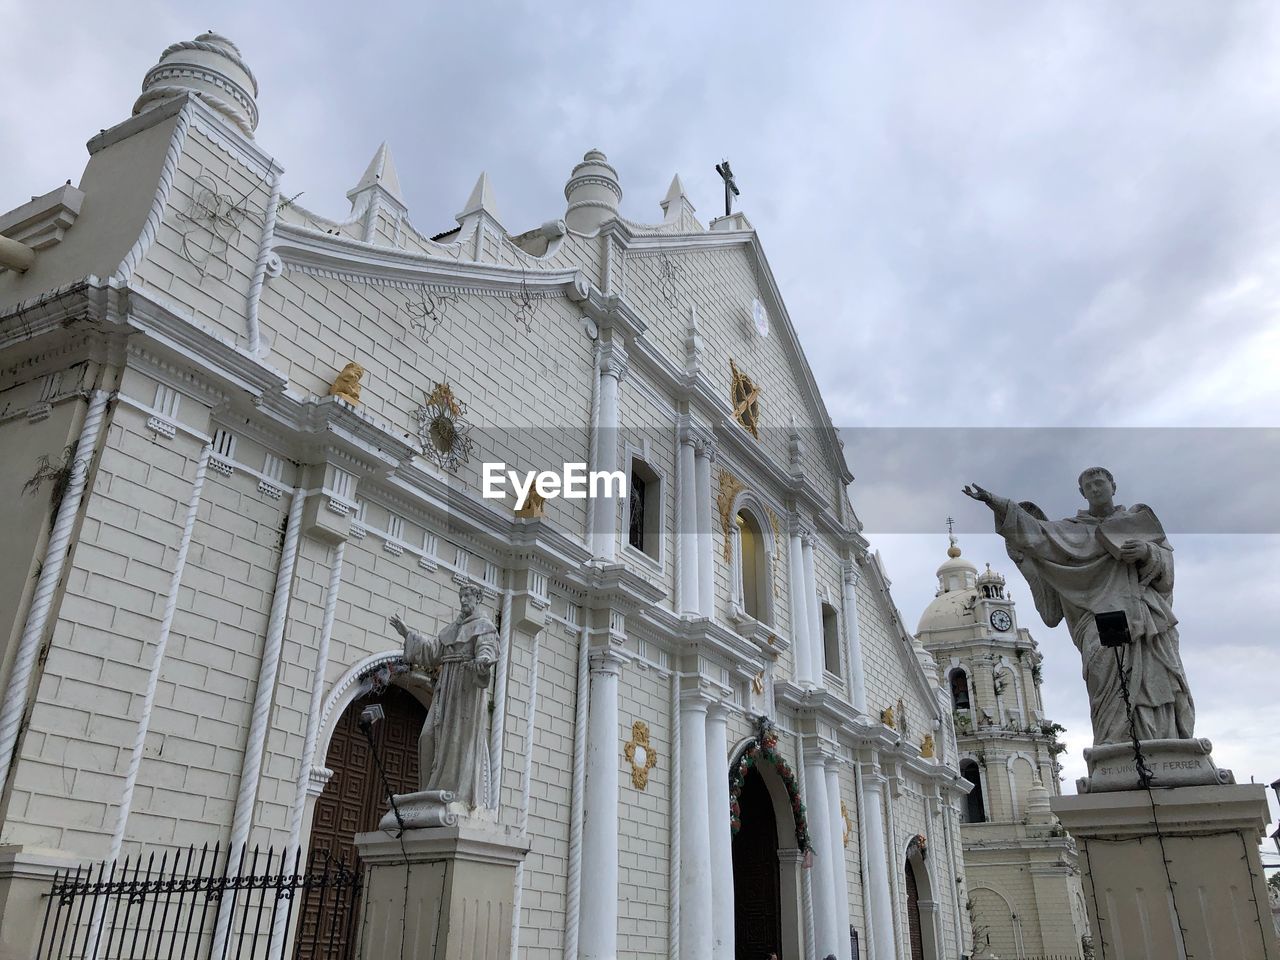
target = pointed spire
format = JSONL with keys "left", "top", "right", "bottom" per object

{"left": 349, "top": 142, "right": 404, "bottom": 205}
{"left": 661, "top": 173, "right": 698, "bottom": 225}
{"left": 457, "top": 171, "right": 501, "bottom": 222}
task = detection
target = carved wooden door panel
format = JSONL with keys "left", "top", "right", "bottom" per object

{"left": 296, "top": 685, "right": 427, "bottom": 960}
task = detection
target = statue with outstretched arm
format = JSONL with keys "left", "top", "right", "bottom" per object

{"left": 389, "top": 581, "right": 497, "bottom": 809}
{"left": 962, "top": 467, "right": 1194, "bottom": 747}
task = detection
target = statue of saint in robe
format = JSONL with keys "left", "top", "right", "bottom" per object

{"left": 964, "top": 467, "right": 1195, "bottom": 746}
{"left": 390, "top": 582, "right": 498, "bottom": 809}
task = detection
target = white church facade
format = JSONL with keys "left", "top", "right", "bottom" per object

{"left": 0, "top": 32, "right": 977, "bottom": 960}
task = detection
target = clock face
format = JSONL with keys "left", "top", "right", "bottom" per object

{"left": 752, "top": 298, "right": 770, "bottom": 337}
{"left": 990, "top": 609, "right": 1012, "bottom": 632}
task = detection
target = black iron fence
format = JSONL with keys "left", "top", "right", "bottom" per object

{"left": 35, "top": 844, "right": 362, "bottom": 960}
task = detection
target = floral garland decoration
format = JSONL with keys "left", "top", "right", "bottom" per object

{"left": 361, "top": 657, "right": 414, "bottom": 697}
{"left": 728, "top": 716, "right": 811, "bottom": 853}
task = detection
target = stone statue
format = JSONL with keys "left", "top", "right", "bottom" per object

{"left": 386, "top": 581, "right": 498, "bottom": 826}
{"left": 964, "top": 468, "right": 1229, "bottom": 791}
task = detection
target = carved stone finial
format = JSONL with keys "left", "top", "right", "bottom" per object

{"left": 134, "top": 31, "right": 260, "bottom": 137}
{"left": 329, "top": 362, "right": 364, "bottom": 404}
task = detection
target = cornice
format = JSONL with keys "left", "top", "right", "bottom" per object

{"left": 272, "top": 221, "right": 590, "bottom": 300}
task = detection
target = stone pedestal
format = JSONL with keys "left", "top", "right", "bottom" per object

{"left": 1052, "top": 783, "right": 1280, "bottom": 960}
{"left": 0, "top": 846, "right": 80, "bottom": 960}
{"left": 1079, "top": 737, "right": 1233, "bottom": 793}
{"left": 354, "top": 820, "right": 527, "bottom": 960}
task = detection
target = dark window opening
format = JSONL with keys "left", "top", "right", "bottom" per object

{"left": 960, "top": 759, "right": 986, "bottom": 824}
{"left": 949, "top": 669, "right": 971, "bottom": 710}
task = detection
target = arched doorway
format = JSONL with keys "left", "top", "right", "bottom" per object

{"left": 906, "top": 858, "right": 925, "bottom": 960}
{"left": 730, "top": 733, "right": 805, "bottom": 960}
{"left": 296, "top": 683, "right": 427, "bottom": 959}
{"left": 733, "top": 767, "right": 781, "bottom": 958}
{"left": 904, "top": 837, "right": 940, "bottom": 960}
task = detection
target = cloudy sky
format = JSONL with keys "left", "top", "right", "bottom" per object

{"left": 4, "top": 3, "right": 1278, "bottom": 832}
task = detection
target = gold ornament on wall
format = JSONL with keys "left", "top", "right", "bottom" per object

{"left": 329, "top": 362, "right": 365, "bottom": 404}
{"left": 516, "top": 487, "right": 546, "bottom": 518}
{"left": 624, "top": 720, "right": 659, "bottom": 790}
{"left": 881, "top": 706, "right": 895, "bottom": 729}
{"left": 717, "top": 469, "right": 746, "bottom": 560}
{"left": 415, "top": 382, "right": 474, "bottom": 472}
{"left": 729, "top": 359, "right": 761, "bottom": 438}
{"left": 841, "top": 799, "right": 853, "bottom": 847}
{"left": 751, "top": 671, "right": 766, "bottom": 695}
{"left": 921, "top": 734, "right": 935, "bottom": 759}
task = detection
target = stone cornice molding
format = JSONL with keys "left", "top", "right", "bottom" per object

{"left": 636, "top": 606, "right": 774, "bottom": 676}
{"left": 272, "top": 221, "right": 589, "bottom": 300}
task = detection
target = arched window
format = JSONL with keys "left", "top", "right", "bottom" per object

{"left": 735, "top": 508, "right": 771, "bottom": 624}
{"left": 960, "top": 759, "right": 986, "bottom": 824}
{"left": 821, "top": 602, "right": 840, "bottom": 674}
{"left": 949, "top": 668, "right": 971, "bottom": 710}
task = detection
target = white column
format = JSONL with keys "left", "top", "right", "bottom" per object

{"left": 580, "top": 647, "right": 624, "bottom": 960}
{"left": 861, "top": 768, "right": 896, "bottom": 960}
{"left": 694, "top": 439, "right": 714, "bottom": 618}
{"left": 788, "top": 524, "right": 812, "bottom": 686}
{"left": 825, "top": 763, "right": 854, "bottom": 960}
{"left": 705, "top": 705, "right": 734, "bottom": 960}
{"left": 803, "top": 751, "right": 840, "bottom": 958}
{"left": 213, "top": 485, "right": 307, "bottom": 959}
{"left": 679, "top": 691, "right": 715, "bottom": 959}
{"left": 0, "top": 388, "right": 109, "bottom": 799}
{"left": 592, "top": 341, "right": 627, "bottom": 561}
{"left": 802, "top": 534, "right": 824, "bottom": 682}
{"left": 676, "top": 433, "right": 699, "bottom": 616}
{"left": 842, "top": 563, "right": 868, "bottom": 714}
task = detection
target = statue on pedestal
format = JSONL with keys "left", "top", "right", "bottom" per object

{"left": 385, "top": 581, "right": 498, "bottom": 827}
{"left": 964, "top": 467, "right": 1230, "bottom": 791}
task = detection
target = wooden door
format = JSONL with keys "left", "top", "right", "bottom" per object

{"left": 295, "top": 685, "right": 426, "bottom": 960}
{"left": 905, "top": 859, "right": 924, "bottom": 960}
{"left": 733, "top": 768, "right": 782, "bottom": 959}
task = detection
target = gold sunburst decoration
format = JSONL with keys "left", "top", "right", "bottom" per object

{"left": 881, "top": 706, "right": 895, "bottom": 729}
{"left": 624, "top": 721, "right": 659, "bottom": 790}
{"left": 921, "top": 734, "right": 935, "bottom": 759}
{"left": 729, "top": 359, "right": 761, "bottom": 438}
{"left": 717, "top": 469, "right": 745, "bottom": 560}
{"left": 415, "top": 382, "right": 474, "bottom": 472}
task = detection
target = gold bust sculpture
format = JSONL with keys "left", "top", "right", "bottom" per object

{"left": 329, "top": 362, "right": 365, "bottom": 404}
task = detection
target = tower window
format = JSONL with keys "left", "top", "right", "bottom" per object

{"left": 960, "top": 759, "right": 986, "bottom": 824}
{"left": 949, "top": 668, "right": 971, "bottom": 710}
{"left": 821, "top": 602, "right": 840, "bottom": 674}
{"left": 626, "top": 458, "right": 661, "bottom": 559}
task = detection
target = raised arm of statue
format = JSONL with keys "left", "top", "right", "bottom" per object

{"left": 390, "top": 613, "right": 441, "bottom": 669}
{"left": 962, "top": 483, "right": 1012, "bottom": 525}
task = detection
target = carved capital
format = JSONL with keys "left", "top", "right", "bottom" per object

{"left": 599, "top": 340, "right": 629, "bottom": 382}
{"left": 588, "top": 646, "right": 627, "bottom": 675}
{"left": 843, "top": 560, "right": 861, "bottom": 587}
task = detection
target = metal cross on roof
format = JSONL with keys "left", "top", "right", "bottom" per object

{"left": 715, "top": 160, "right": 740, "bottom": 217}
{"left": 946, "top": 516, "right": 956, "bottom": 538}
